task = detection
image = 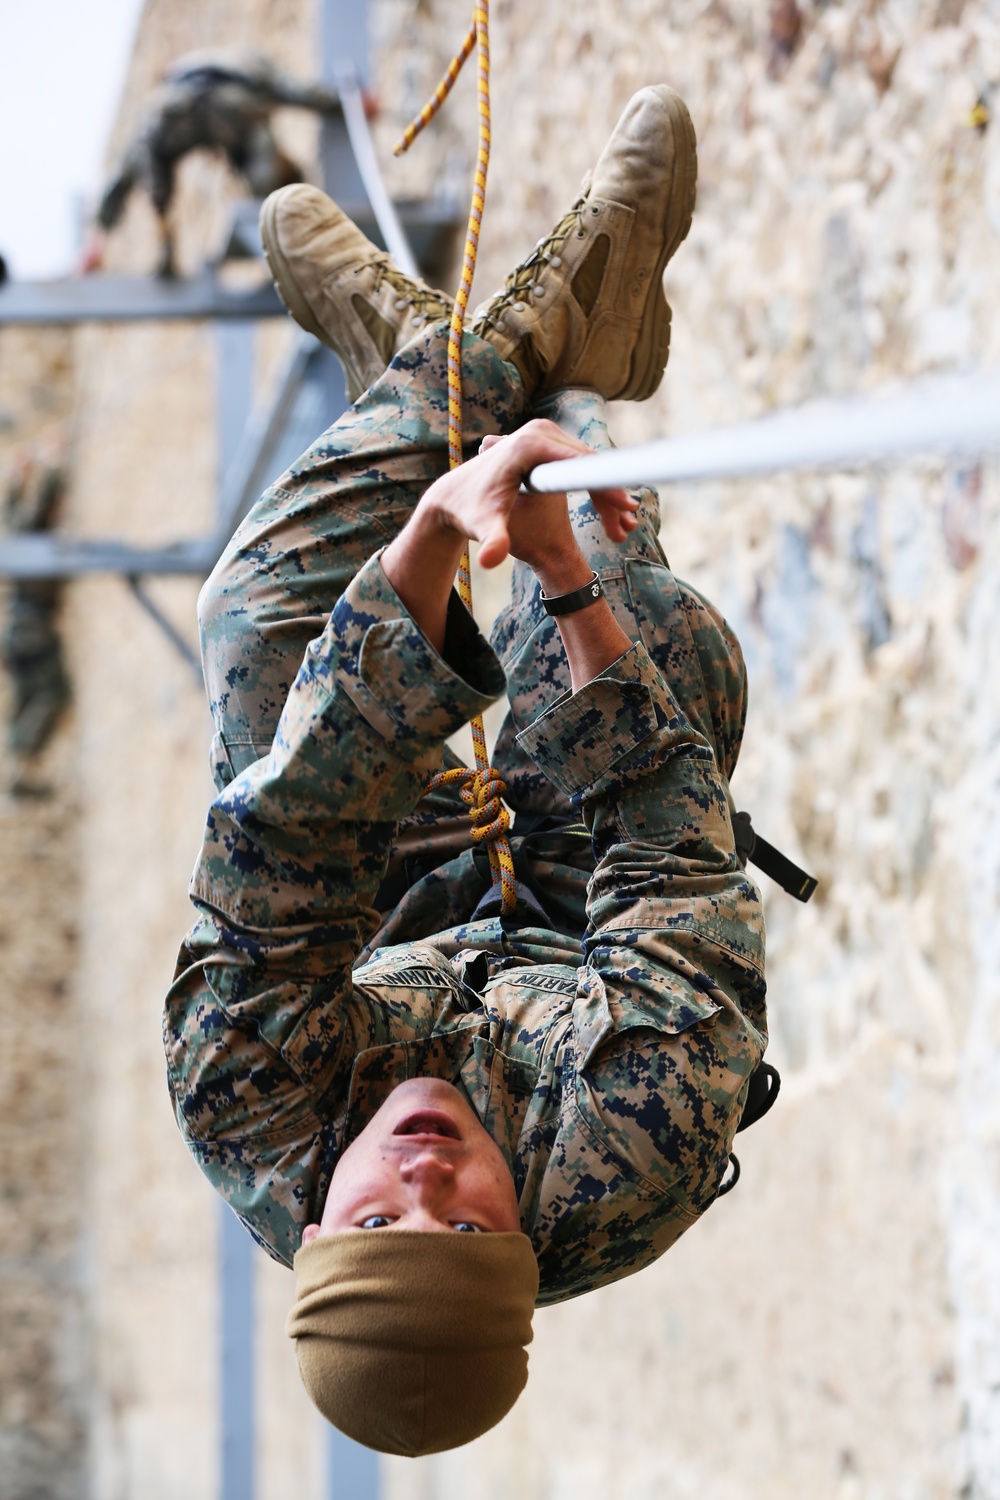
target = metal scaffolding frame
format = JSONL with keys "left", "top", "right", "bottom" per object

{"left": 0, "top": 19, "right": 456, "bottom": 596}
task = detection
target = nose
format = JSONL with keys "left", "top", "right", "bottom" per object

{"left": 397, "top": 1148, "right": 456, "bottom": 1205}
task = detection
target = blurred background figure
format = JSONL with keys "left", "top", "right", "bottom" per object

{"left": 81, "top": 50, "right": 349, "bottom": 277}
{"left": 2, "top": 448, "right": 70, "bottom": 774}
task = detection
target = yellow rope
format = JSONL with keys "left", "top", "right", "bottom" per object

{"left": 392, "top": 24, "right": 477, "bottom": 157}
{"left": 395, "top": 1, "right": 517, "bottom": 916}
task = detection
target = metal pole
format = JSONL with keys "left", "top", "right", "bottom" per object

{"left": 320, "top": 0, "right": 370, "bottom": 203}
{"left": 125, "top": 576, "right": 203, "bottom": 681}
{"left": 524, "top": 369, "right": 1000, "bottom": 495}
{"left": 338, "top": 74, "right": 420, "bottom": 276}
{"left": 213, "top": 331, "right": 315, "bottom": 541}
{"left": 326, "top": 1430, "right": 380, "bottom": 1500}
{"left": 321, "top": 0, "right": 370, "bottom": 88}
{"left": 216, "top": 322, "right": 256, "bottom": 523}
{"left": 320, "top": 6, "right": 382, "bottom": 1497}
{"left": 219, "top": 1205, "right": 256, "bottom": 1500}
{"left": 216, "top": 319, "right": 258, "bottom": 1500}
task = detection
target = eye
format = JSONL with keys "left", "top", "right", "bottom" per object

{"left": 453, "top": 1222, "right": 483, "bottom": 1233}
{"left": 359, "top": 1215, "right": 393, "bottom": 1230}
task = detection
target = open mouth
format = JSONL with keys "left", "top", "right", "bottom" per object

{"left": 392, "top": 1110, "right": 461, "bottom": 1141}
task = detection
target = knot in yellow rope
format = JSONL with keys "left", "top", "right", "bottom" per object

{"left": 461, "top": 766, "right": 511, "bottom": 846}
{"left": 427, "top": 762, "right": 517, "bottom": 913}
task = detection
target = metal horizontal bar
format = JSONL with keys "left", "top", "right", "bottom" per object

{"left": 0, "top": 272, "right": 284, "bottom": 326}
{"left": 0, "top": 533, "right": 219, "bottom": 580}
{"left": 525, "top": 370, "right": 1000, "bottom": 493}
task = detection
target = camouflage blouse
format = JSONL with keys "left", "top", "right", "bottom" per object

{"left": 165, "top": 555, "right": 766, "bottom": 1305}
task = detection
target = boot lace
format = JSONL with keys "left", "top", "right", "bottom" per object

{"left": 473, "top": 195, "right": 588, "bottom": 325}
{"left": 365, "top": 254, "right": 454, "bottom": 321}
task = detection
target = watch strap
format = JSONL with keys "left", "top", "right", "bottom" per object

{"left": 540, "top": 572, "right": 605, "bottom": 617}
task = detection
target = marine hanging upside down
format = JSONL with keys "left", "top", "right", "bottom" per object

{"left": 83, "top": 49, "right": 347, "bottom": 278}
{"left": 165, "top": 85, "right": 768, "bottom": 1456}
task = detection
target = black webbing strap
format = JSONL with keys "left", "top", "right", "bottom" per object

{"left": 736, "top": 1061, "right": 781, "bottom": 1133}
{"left": 717, "top": 1061, "right": 782, "bottom": 1199}
{"left": 732, "top": 810, "right": 818, "bottom": 903}
{"left": 716, "top": 1154, "right": 741, "bottom": 1197}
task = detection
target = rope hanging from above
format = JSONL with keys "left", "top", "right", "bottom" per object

{"left": 394, "top": 1, "right": 518, "bottom": 917}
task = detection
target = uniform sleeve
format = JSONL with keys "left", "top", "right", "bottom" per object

{"left": 163, "top": 553, "right": 504, "bottom": 1234}
{"left": 519, "top": 641, "right": 766, "bottom": 1214}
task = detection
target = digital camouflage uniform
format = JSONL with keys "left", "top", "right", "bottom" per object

{"left": 165, "top": 323, "right": 767, "bottom": 1306}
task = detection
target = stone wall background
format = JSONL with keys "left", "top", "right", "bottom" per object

{"left": 0, "top": 326, "right": 86, "bottom": 1500}
{"left": 2, "top": 0, "right": 999, "bottom": 1496}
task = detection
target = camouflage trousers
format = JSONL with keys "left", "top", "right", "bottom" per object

{"left": 199, "top": 322, "right": 747, "bottom": 829}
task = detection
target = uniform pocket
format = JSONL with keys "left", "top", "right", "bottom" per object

{"left": 573, "top": 962, "right": 719, "bottom": 1073}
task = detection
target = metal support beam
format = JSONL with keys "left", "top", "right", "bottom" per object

{"left": 317, "top": 13, "right": 383, "bottom": 1496}
{"left": 216, "top": 321, "right": 256, "bottom": 508}
{"left": 0, "top": 534, "right": 216, "bottom": 579}
{"left": 216, "top": 319, "right": 259, "bottom": 1500}
{"left": 338, "top": 76, "right": 419, "bottom": 277}
{"left": 320, "top": 0, "right": 371, "bottom": 202}
{"left": 0, "top": 195, "right": 458, "bottom": 331}
{"left": 327, "top": 1431, "right": 380, "bottom": 1500}
{"left": 125, "top": 577, "right": 202, "bottom": 681}
{"left": 0, "top": 337, "right": 344, "bottom": 582}
{"left": 219, "top": 1206, "right": 256, "bottom": 1500}
{"left": 0, "top": 6, "right": 427, "bottom": 1495}
{"left": 0, "top": 270, "right": 282, "bottom": 326}
{"left": 214, "top": 332, "right": 316, "bottom": 541}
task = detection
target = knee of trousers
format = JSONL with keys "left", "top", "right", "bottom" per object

{"left": 197, "top": 552, "right": 241, "bottom": 689}
{"left": 196, "top": 547, "right": 276, "bottom": 736}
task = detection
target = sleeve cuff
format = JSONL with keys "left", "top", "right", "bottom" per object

{"left": 516, "top": 642, "right": 705, "bottom": 802}
{"left": 307, "top": 552, "right": 506, "bottom": 757}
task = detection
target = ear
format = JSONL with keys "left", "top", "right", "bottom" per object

{"left": 301, "top": 1223, "right": 321, "bottom": 1244}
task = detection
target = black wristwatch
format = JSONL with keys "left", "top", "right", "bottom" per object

{"left": 540, "top": 572, "right": 605, "bottom": 617}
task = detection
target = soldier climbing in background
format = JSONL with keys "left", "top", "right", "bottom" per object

{"left": 166, "top": 86, "right": 773, "bottom": 1455}
{"left": 2, "top": 452, "right": 70, "bottom": 781}
{"left": 82, "top": 50, "right": 352, "bottom": 278}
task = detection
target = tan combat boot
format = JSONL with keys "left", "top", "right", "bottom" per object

{"left": 259, "top": 185, "right": 454, "bottom": 402}
{"left": 472, "top": 86, "right": 697, "bottom": 403}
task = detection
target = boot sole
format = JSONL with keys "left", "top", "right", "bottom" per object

{"left": 259, "top": 193, "right": 340, "bottom": 355}
{"left": 620, "top": 90, "right": 698, "bottom": 402}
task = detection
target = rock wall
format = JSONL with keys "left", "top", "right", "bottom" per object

{"left": 0, "top": 327, "right": 86, "bottom": 1500}
{"left": 3, "top": 0, "right": 999, "bottom": 1496}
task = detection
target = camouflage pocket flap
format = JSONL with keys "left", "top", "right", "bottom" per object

{"left": 573, "top": 965, "right": 719, "bottom": 1072}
